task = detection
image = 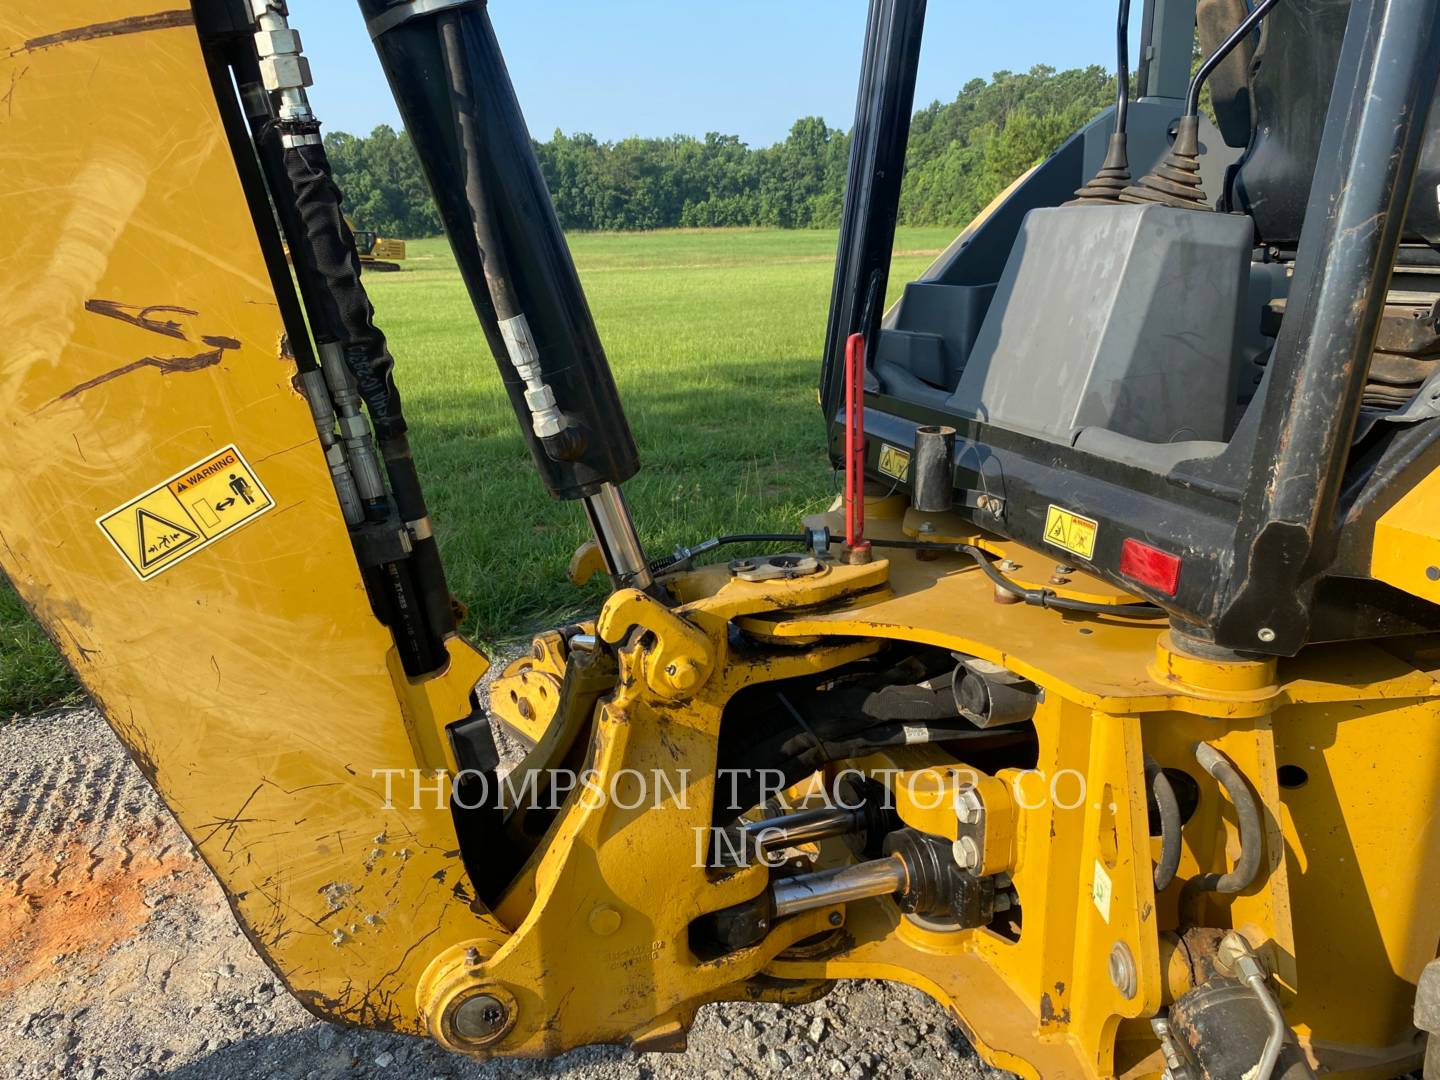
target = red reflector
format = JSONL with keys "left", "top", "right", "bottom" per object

{"left": 1119, "top": 538, "right": 1182, "bottom": 596}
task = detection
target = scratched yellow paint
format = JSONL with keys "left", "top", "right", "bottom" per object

{"left": 0, "top": 0, "right": 505, "bottom": 1033}
{"left": 5, "top": 7, "right": 1440, "bottom": 1078}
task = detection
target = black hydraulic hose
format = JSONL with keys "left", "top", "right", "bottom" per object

{"left": 263, "top": 100, "right": 454, "bottom": 674}
{"left": 437, "top": 13, "right": 521, "bottom": 322}
{"left": 285, "top": 141, "right": 455, "bottom": 669}
{"left": 283, "top": 143, "right": 408, "bottom": 442}
{"left": 866, "top": 538, "right": 1167, "bottom": 618}
{"left": 649, "top": 534, "right": 810, "bottom": 574}
{"left": 1114, "top": 0, "right": 1133, "bottom": 135}
{"left": 1146, "top": 755, "right": 1183, "bottom": 891}
{"left": 1186, "top": 0, "right": 1281, "bottom": 117}
{"left": 714, "top": 533, "right": 808, "bottom": 545}
{"left": 1183, "top": 742, "right": 1263, "bottom": 919}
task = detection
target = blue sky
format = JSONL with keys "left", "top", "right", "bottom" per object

{"left": 302, "top": 3, "right": 1138, "bottom": 147}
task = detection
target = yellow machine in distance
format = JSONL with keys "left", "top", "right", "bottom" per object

{"left": 3, "top": 1, "right": 1440, "bottom": 1079}
{"left": 284, "top": 215, "right": 406, "bottom": 271}
{"left": 351, "top": 222, "right": 406, "bottom": 272}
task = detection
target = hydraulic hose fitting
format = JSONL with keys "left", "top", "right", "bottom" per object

{"left": 498, "top": 312, "right": 571, "bottom": 448}
{"left": 248, "top": 0, "right": 320, "bottom": 142}
{"left": 299, "top": 368, "right": 365, "bottom": 526}
{"left": 318, "top": 343, "right": 388, "bottom": 515}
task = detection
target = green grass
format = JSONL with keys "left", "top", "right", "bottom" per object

{"left": 0, "top": 584, "right": 82, "bottom": 718}
{"left": 0, "top": 226, "right": 955, "bottom": 710}
{"left": 371, "top": 227, "right": 951, "bottom": 645}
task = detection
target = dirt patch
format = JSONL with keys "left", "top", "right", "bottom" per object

{"left": 1, "top": 707, "right": 1011, "bottom": 1080}
{"left": 0, "top": 824, "right": 199, "bottom": 996}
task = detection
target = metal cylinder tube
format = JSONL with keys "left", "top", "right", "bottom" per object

{"left": 742, "top": 806, "right": 865, "bottom": 857}
{"left": 771, "top": 856, "right": 908, "bottom": 919}
{"left": 910, "top": 425, "right": 956, "bottom": 513}
{"left": 360, "top": 0, "right": 640, "bottom": 500}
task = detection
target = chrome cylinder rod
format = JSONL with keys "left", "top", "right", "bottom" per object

{"left": 583, "top": 482, "right": 653, "bottom": 592}
{"left": 771, "top": 856, "right": 908, "bottom": 919}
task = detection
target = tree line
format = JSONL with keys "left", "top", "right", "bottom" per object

{"left": 324, "top": 64, "right": 1117, "bottom": 237}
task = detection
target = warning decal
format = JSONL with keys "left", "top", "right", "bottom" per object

{"left": 1043, "top": 504, "right": 1098, "bottom": 561}
{"left": 97, "top": 445, "right": 275, "bottom": 580}
{"left": 878, "top": 444, "right": 911, "bottom": 482}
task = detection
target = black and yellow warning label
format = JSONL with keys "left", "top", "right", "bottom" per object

{"left": 97, "top": 446, "right": 274, "bottom": 580}
{"left": 878, "top": 444, "right": 911, "bottom": 482}
{"left": 1043, "top": 504, "right": 1098, "bottom": 560}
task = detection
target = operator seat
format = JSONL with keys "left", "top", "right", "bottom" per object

{"left": 1227, "top": 0, "right": 1440, "bottom": 249}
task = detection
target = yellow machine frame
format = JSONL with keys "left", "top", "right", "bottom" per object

{"left": 3, "top": 5, "right": 1440, "bottom": 1079}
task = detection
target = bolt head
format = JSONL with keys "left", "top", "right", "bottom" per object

{"left": 828, "top": 911, "right": 843, "bottom": 927}
{"left": 1257, "top": 627, "right": 1277, "bottom": 643}
{"left": 664, "top": 658, "right": 701, "bottom": 691}
{"left": 953, "top": 835, "right": 981, "bottom": 870}
{"left": 1427, "top": 566, "right": 1440, "bottom": 582}
{"left": 588, "top": 905, "right": 623, "bottom": 937}
{"left": 1109, "top": 942, "right": 1138, "bottom": 999}
{"left": 954, "top": 789, "right": 984, "bottom": 825}
{"left": 452, "top": 993, "right": 512, "bottom": 1046}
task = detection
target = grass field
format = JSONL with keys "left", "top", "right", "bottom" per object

{"left": 0, "top": 227, "right": 954, "bottom": 716}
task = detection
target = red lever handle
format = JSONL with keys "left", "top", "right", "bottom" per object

{"left": 844, "top": 332, "right": 870, "bottom": 555}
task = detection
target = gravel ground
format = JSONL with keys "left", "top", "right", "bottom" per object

{"left": 0, "top": 707, "right": 1013, "bottom": 1080}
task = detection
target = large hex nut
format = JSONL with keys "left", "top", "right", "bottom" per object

{"left": 258, "top": 53, "right": 313, "bottom": 92}
{"left": 253, "top": 28, "right": 302, "bottom": 57}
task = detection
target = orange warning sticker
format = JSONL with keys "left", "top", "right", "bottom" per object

{"left": 97, "top": 445, "right": 274, "bottom": 580}
{"left": 1043, "top": 504, "right": 1098, "bottom": 561}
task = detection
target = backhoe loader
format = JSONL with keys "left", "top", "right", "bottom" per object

{"left": 4, "top": 0, "right": 1440, "bottom": 1077}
